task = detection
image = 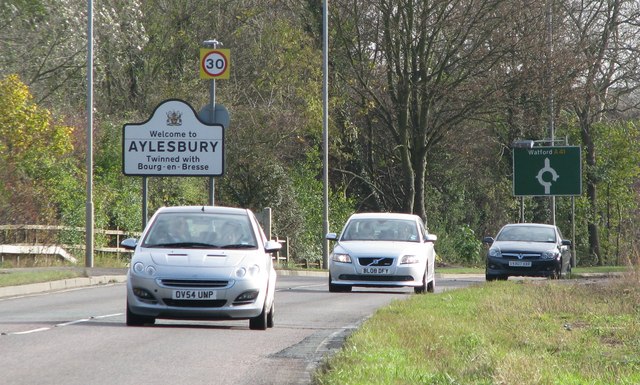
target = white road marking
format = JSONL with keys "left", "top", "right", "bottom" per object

{"left": 2, "top": 313, "right": 123, "bottom": 336}
{"left": 10, "top": 327, "right": 51, "bottom": 335}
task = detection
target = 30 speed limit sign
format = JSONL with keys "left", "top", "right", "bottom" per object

{"left": 200, "top": 49, "right": 230, "bottom": 79}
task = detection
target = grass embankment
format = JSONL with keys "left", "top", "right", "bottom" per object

{"left": 437, "top": 266, "right": 630, "bottom": 275}
{"left": 0, "top": 269, "right": 84, "bottom": 287}
{"left": 314, "top": 271, "right": 640, "bottom": 385}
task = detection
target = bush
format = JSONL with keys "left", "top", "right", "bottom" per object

{"left": 433, "top": 224, "right": 483, "bottom": 266}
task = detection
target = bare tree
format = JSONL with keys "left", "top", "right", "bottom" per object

{"left": 331, "top": 0, "right": 511, "bottom": 221}
{"left": 562, "top": 0, "right": 640, "bottom": 264}
{"left": 0, "top": 0, "right": 86, "bottom": 106}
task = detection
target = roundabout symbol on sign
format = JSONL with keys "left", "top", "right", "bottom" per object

{"left": 202, "top": 51, "right": 228, "bottom": 78}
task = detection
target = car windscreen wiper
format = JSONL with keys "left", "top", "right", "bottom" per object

{"left": 219, "top": 244, "right": 258, "bottom": 249}
{"left": 144, "top": 242, "right": 219, "bottom": 248}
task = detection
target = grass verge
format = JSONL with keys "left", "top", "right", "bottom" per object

{"left": 0, "top": 269, "right": 84, "bottom": 287}
{"left": 314, "top": 271, "right": 640, "bottom": 385}
{"left": 436, "top": 265, "right": 631, "bottom": 275}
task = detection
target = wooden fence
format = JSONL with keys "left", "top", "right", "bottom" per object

{"left": 0, "top": 224, "right": 293, "bottom": 267}
{"left": 0, "top": 225, "right": 138, "bottom": 266}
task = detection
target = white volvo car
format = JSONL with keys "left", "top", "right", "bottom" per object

{"left": 326, "top": 213, "right": 437, "bottom": 293}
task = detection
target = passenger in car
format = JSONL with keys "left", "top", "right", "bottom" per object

{"left": 220, "top": 221, "right": 245, "bottom": 244}
{"left": 147, "top": 217, "right": 191, "bottom": 244}
{"left": 397, "top": 222, "right": 417, "bottom": 241}
{"left": 358, "top": 221, "right": 376, "bottom": 240}
{"left": 171, "top": 217, "right": 191, "bottom": 242}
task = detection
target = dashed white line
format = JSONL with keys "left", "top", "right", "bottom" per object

{"left": 9, "top": 327, "right": 51, "bottom": 335}
{"left": 2, "top": 313, "right": 123, "bottom": 336}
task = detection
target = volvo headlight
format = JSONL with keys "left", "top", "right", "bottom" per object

{"left": 331, "top": 253, "right": 352, "bottom": 263}
{"left": 400, "top": 255, "right": 419, "bottom": 264}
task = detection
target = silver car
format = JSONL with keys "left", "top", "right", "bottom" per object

{"left": 326, "top": 213, "right": 437, "bottom": 293}
{"left": 121, "top": 206, "right": 281, "bottom": 330}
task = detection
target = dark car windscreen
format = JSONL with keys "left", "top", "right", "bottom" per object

{"left": 496, "top": 226, "right": 557, "bottom": 243}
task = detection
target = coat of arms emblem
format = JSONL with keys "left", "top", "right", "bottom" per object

{"left": 166, "top": 110, "right": 182, "bottom": 126}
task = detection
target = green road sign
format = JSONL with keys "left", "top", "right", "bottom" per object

{"left": 513, "top": 146, "right": 582, "bottom": 196}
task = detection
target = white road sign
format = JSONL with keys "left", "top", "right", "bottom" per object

{"left": 123, "top": 99, "right": 224, "bottom": 176}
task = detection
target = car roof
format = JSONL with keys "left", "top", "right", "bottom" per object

{"left": 501, "top": 223, "right": 557, "bottom": 229}
{"left": 347, "top": 212, "right": 422, "bottom": 221}
{"left": 154, "top": 206, "right": 250, "bottom": 216}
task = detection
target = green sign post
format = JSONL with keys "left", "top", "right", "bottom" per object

{"left": 513, "top": 146, "right": 582, "bottom": 196}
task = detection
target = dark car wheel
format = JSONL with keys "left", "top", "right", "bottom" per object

{"left": 126, "top": 302, "right": 155, "bottom": 326}
{"left": 414, "top": 282, "right": 426, "bottom": 294}
{"left": 415, "top": 271, "right": 433, "bottom": 294}
{"left": 486, "top": 273, "right": 497, "bottom": 282}
{"left": 328, "top": 274, "right": 352, "bottom": 292}
{"left": 267, "top": 302, "right": 275, "bottom": 328}
{"left": 250, "top": 303, "right": 268, "bottom": 330}
{"left": 427, "top": 276, "right": 436, "bottom": 293}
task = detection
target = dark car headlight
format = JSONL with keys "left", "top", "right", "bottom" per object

{"left": 488, "top": 248, "right": 502, "bottom": 258}
{"left": 542, "top": 250, "right": 560, "bottom": 259}
{"left": 331, "top": 253, "right": 352, "bottom": 263}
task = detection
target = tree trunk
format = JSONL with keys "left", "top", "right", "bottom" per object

{"left": 413, "top": 153, "right": 428, "bottom": 226}
{"left": 580, "top": 115, "right": 602, "bottom": 264}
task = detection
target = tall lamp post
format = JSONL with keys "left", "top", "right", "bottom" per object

{"left": 322, "top": 1, "right": 329, "bottom": 269}
{"left": 85, "top": 0, "right": 94, "bottom": 267}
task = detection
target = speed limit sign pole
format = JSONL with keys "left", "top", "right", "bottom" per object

{"left": 201, "top": 41, "right": 230, "bottom": 205}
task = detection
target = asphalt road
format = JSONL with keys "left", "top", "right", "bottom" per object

{"left": 0, "top": 273, "right": 484, "bottom": 385}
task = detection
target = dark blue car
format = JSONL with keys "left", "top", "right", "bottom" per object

{"left": 483, "top": 223, "right": 573, "bottom": 281}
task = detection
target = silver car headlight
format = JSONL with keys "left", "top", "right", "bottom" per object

{"left": 542, "top": 250, "right": 560, "bottom": 259}
{"left": 400, "top": 255, "right": 419, "bottom": 264}
{"left": 235, "top": 267, "right": 247, "bottom": 278}
{"left": 133, "top": 262, "right": 157, "bottom": 276}
{"left": 235, "top": 264, "right": 262, "bottom": 278}
{"left": 331, "top": 253, "right": 352, "bottom": 263}
{"left": 488, "top": 248, "right": 502, "bottom": 258}
{"left": 248, "top": 264, "right": 261, "bottom": 276}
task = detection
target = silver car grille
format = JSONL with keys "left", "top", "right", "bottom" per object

{"left": 162, "top": 299, "right": 227, "bottom": 308}
{"left": 159, "top": 279, "right": 229, "bottom": 288}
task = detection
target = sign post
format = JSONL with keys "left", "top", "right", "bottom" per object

{"left": 200, "top": 42, "right": 230, "bottom": 205}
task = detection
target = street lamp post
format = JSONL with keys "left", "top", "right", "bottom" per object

{"left": 85, "top": 0, "right": 94, "bottom": 267}
{"left": 322, "top": 1, "right": 329, "bottom": 269}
